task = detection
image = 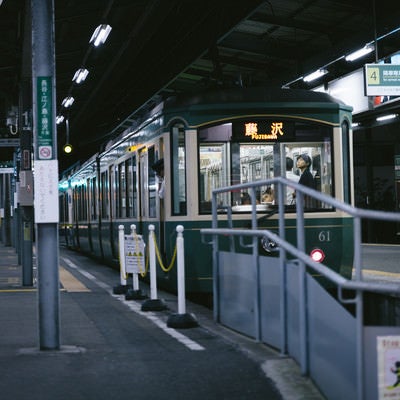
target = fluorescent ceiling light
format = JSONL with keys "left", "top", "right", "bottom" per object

{"left": 62, "top": 96, "right": 74, "bottom": 108}
{"left": 72, "top": 68, "right": 89, "bottom": 84}
{"left": 376, "top": 113, "right": 398, "bottom": 122}
{"left": 345, "top": 45, "right": 374, "bottom": 62}
{"left": 56, "top": 115, "right": 65, "bottom": 124}
{"left": 89, "top": 24, "right": 112, "bottom": 47}
{"left": 303, "top": 68, "right": 328, "bottom": 83}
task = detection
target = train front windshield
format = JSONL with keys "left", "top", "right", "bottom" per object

{"left": 199, "top": 120, "right": 333, "bottom": 212}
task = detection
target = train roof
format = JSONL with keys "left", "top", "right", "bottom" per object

{"left": 164, "top": 86, "right": 351, "bottom": 110}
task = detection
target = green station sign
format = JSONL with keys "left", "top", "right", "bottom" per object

{"left": 37, "top": 76, "right": 54, "bottom": 159}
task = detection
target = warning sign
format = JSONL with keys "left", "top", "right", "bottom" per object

{"left": 378, "top": 336, "right": 400, "bottom": 399}
{"left": 124, "top": 234, "right": 145, "bottom": 274}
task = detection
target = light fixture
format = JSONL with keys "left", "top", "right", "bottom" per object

{"left": 63, "top": 143, "right": 73, "bottom": 154}
{"left": 376, "top": 113, "right": 398, "bottom": 122}
{"left": 303, "top": 68, "right": 328, "bottom": 83}
{"left": 61, "top": 96, "right": 74, "bottom": 108}
{"left": 345, "top": 44, "right": 374, "bottom": 62}
{"left": 89, "top": 24, "right": 112, "bottom": 47}
{"left": 72, "top": 68, "right": 89, "bottom": 84}
{"left": 56, "top": 115, "right": 65, "bottom": 124}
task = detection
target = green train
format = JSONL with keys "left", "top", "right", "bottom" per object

{"left": 59, "top": 87, "right": 354, "bottom": 302}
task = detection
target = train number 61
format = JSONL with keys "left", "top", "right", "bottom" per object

{"left": 318, "top": 230, "right": 331, "bottom": 242}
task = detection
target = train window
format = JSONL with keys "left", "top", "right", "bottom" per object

{"left": 83, "top": 181, "right": 88, "bottom": 221}
{"left": 283, "top": 142, "right": 333, "bottom": 209}
{"left": 90, "top": 177, "right": 97, "bottom": 220}
{"left": 117, "top": 161, "right": 127, "bottom": 218}
{"left": 148, "top": 147, "right": 157, "bottom": 218}
{"left": 126, "top": 157, "right": 136, "bottom": 217}
{"left": 199, "top": 143, "right": 229, "bottom": 212}
{"left": 171, "top": 124, "right": 186, "bottom": 215}
{"left": 101, "top": 170, "right": 109, "bottom": 219}
{"left": 232, "top": 143, "right": 275, "bottom": 205}
{"left": 198, "top": 121, "right": 334, "bottom": 212}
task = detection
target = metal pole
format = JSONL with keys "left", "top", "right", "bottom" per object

{"left": 296, "top": 192, "right": 308, "bottom": 375}
{"left": 32, "top": 0, "right": 60, "bottom": 350}
{"left": 278, "top": 182, "right": 288, "bottom": 355}
{"left": 22, "top": 207, "right": 33, "bottom": 286}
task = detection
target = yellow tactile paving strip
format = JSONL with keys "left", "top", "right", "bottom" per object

{"left": 59, "top": 266, "right": 90, "bottom": 292}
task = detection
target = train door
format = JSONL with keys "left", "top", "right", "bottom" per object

{"left": 138, "top": 146, "right": 157, "bottom": 215}
{"left": 108, "top": 164, "right": 117, "bottom": 259}
{"left": 138, "top": 146, "right": 165, "bottom": 252}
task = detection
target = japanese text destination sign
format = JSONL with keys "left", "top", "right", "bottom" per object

{"left": 364, "top": 63, "right": 400, "bottom": 96}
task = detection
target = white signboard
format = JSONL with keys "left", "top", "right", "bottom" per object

{"left": 377, "top": 336, "right": 400, "bottom": 399}
{"left": 124, "top": 234, "right": 145, "bottom": 274}
{"left": 34, "top": 159, "right": 59, "bottom": 223}
{"left": 365, "top": 64, "right": 400, "bottom": 96}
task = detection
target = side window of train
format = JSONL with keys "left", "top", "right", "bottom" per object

{"left": 101, "top": 170, "right": 109, "bottom": 219}
{"left": 198, "top": 124, "right": 230, "bottom": 213}
{"left": 117, "top": 161, "right": 127, "bottom": 218}
{"left": 127, "top": 156, "right": 136, "bottom": 218}
{"left": 148, "top": 147, "right": 157, "bottom": 218}
{"left": 90, "top": 177, "right": 97, "bottom": 220}
{"left": 171, "top": 124, "right": 186, "bottom": 215}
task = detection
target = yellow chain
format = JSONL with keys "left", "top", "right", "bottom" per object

{"left": 151, "top": 230, "right": 177, "bottom": 272}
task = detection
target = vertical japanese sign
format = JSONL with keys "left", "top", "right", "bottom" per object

{"left": 37, "top": 76, "right": 53, "bottom": 159}
{"left": 33, "top": 159, "right": 59, "bottom": 223}
{"left": 377, "top": 336, "right": 400, "bottom": 399}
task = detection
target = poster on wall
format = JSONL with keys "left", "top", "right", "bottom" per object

{"left": 377, "top": 336, "right": 400, "bottom": 399}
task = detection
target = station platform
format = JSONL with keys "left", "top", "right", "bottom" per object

{"left": 0, "top": 242, "right": 323, "bottom": 400}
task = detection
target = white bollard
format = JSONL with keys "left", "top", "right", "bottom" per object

{"left": 148, "top": 224, "right": 157, "bottom": 300}
{"left": 130, "top": 224, "right": 140, "bottom": 292}
{"left": 119, "top": 225, "right": 127, "bottom": 286}
{"left": 141, "top": 225, "right": 167, "bottom": 311}
{"left": 113, "top": 224, "right": 130, "bottom": 294}
{"left": 176, "top": 225, "right": 186, "bottom": 315}
{"left": 166, "top": 225, "right": 198, "bottom": 328}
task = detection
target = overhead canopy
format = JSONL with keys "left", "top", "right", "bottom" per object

{"left": 0, "top": 0, "right": 399, "bottom": 169}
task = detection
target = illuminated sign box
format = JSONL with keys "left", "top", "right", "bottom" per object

{"left": 364, "top": 63, "right": 400, "bottom": 96}
{"left": 232, "top": 120, "right": 295, "bottom": 142}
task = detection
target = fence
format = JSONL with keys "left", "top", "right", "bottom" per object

{"left": 201, "top": 176, "right": 400, "bottom": 400}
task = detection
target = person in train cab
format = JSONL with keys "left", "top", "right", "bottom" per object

{"left": 285, "top": 157, "right": 300, "bottom": 204}
{"left": 296, "top": 154, "right": 315, "bottom": 189}
{"left": 151, "top": 158, "right": 165, "bottom": 199}
{"left": 293, "top": 154, "right": 316, "bottom": 207}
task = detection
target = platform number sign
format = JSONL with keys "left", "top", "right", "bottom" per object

{"left": 366, "top": 66, "right": 380, "bottom": 85}
{"left": 37, "top": 76, "right": 54, "bottom": 159}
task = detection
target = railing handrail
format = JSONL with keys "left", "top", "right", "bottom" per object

{"left": 212, "top": 176, "right": 400, "bottom": 222}
{"left": 202, "top": 176, "right": 400, "bottom": 400}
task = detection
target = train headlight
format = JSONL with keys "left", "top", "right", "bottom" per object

{"left": 261, "top": 236, "right": 279, "bottom": 253}
{"left": 310, "top": 248, "right": 325, "bottom": 263}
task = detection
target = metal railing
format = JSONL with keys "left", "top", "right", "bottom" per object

{"left": 201, "top": 176, "right": 400, "bottom": 400}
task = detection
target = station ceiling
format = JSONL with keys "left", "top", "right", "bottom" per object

{"left": 1, "top": 0, "right": 400, "bottom": 171}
